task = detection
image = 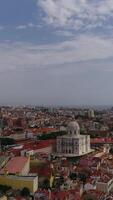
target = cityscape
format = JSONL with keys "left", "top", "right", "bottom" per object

{"left": 0, "top": 0, "right": 113, "bottom": 199}
{"left": 0, "top": 106, "right": 113, "bottom": 199}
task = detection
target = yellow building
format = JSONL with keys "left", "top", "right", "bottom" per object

{"left": 0, "top": 175, "right": 38, "bottom": 193}
{"left": 0, "top": 196, "right": 7, "bottom": 200}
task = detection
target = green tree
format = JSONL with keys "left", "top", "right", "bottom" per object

{"left": 20, "top": 187, "right": 30, "bottom": 198}
{"left": 37, "top": 131, "right": 67, "bottom": 140}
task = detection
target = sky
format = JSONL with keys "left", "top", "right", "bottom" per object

{"left": 0, "top": 0, "right": 113, "bottom": 106}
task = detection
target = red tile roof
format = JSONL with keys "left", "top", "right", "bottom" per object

{"left": 27, "top": 127, "right": 57, "bottom": 134}
{"left": 9, "top": 139, "right": 56, "bottom": 156}
{"left": 91, "top": 137, "right": 113, "bottom": 144}
{"left": 0, "top": 156, "right": 29, "bottom": 174}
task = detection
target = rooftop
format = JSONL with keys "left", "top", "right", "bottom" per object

{"left": 0, "top": 156, "right": 29, "bottom": 174}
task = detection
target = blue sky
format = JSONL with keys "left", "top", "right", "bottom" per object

{"left": 0, "top": 0, "right": 113, "bottom": 106}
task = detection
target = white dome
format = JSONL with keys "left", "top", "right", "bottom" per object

{"left": 67, "top": 121, "right": 80, "bottom": 135}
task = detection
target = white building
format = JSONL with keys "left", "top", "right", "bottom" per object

{"left": 96, "top": 177, "right": 113, "bottom": 193}
{"left": 88, "top": 109, "right": 95, "bottom": 118}
{"left": 56, "top": 121, "right": 92, "bottom": 157}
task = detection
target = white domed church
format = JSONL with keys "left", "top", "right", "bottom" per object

{"left": 56, "top": 121, "right": 92, "bottom": 157}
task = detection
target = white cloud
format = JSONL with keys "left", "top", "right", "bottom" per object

{"left": 16, "top": 23, "right": 42, "bottom": 30}
{"left": 16, "top": 25, "right": 27, "bottom": 30}
{"left": 0, "top": 35, "right": 113, "bottom": 73}
{"left": 55, "top": 30, "right": 74, "bottom": 37}
{"left": 38, "top": 0, "right": 113, "bottom": 30}
{"left": 27, "top": 23, "right": 42, "bottom": 28}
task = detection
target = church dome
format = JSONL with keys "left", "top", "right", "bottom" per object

{"left": 67, "top": 121, "right": 80, "bottom": 135}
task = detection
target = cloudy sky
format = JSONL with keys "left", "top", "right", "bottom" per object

{"left": 0, "top": 0, "right": 113, "bottom": 106}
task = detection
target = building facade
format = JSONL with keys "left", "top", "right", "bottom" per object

{"left": 56, "top": 121, "right": 92, "bottom": 157}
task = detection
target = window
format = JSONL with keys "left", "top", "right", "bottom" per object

{"left": 69, "top": 149, "right": 71, "bottom": 154}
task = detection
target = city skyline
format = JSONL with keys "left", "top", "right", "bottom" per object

{"left": 0, "top": 0, "right": 113, "bottom": 105}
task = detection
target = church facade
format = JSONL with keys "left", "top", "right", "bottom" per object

{"left": 56, "top": 121, "right": 92, "bottom": 157}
